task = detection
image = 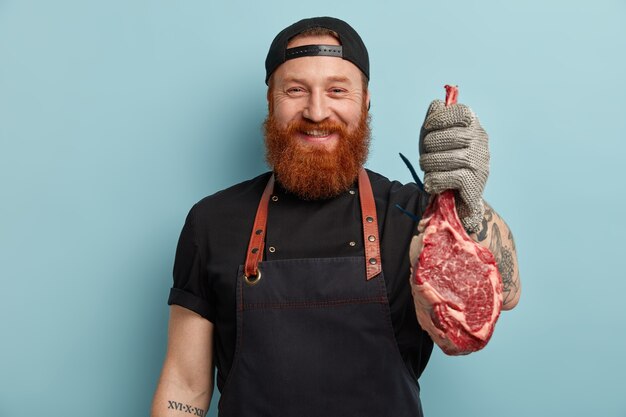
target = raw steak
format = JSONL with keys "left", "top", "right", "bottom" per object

{"left": 411, "top": 190, "right": 502, "bottom": 355}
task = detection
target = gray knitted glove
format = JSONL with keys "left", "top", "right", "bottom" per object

{"left": 419, "top": 99, "right": 490, "bottom": 232}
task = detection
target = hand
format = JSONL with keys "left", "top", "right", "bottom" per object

{"left": 419, "top": 99, "right": 490, "bottom": 232}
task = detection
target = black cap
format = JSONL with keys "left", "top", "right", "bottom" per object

{"left": 265, "top": 16, "right": 369, "bottom": 85}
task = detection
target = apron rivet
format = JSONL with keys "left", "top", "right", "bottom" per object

{"left": 268, "top": 246, "right": 276, "bottom": 253}
{"left": 255, "top": 229, "right": 263, "bottom": 235}
{"left": 349, "top": 190, "right": 356, "bottom": 195}
{"left": 251, "top": 247, "right": 259, "bottom": 254}
{"left": 368, "top": 235, "right": 376, "bottom": 242}
{"left": 369, "top": 258, "right": 377, "bottom": 265}
{"left": 366, "top": 216, "right": 374, "bottom": 223}
{"left": 349, "top": 241, "right": 356, "bottom": 247}
{"left": 243, "top": 269, "right": 262, "bottom": 285}
{"left": 271, "top": 195, "right": 279, "bottom": 202}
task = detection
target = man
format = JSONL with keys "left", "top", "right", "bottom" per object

{"left": 151, "top": 16, "right": 520, "bottom": 417}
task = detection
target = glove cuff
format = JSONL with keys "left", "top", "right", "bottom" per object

{"left": 456, "top": 198, "right": 484, "bottom": 233}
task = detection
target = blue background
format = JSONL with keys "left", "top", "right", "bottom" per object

{"left": 1, "top": 1, "right": 625, "bottom": 416}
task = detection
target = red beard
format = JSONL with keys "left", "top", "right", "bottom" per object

{"left": 263, "top": 102, "right": 371, "bottom": 200}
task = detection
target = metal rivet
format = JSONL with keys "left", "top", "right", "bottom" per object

{"left": 268, "top": 246, "right": 276, "bottom": 253}
{"left": 368, "top": 235, "right": 376, "bottom": 242}
{"left": 251, "top": 247, "right": 259, "bottom": 254}
{"left": 349, "top": 190, "right": 356, "bottom": 195}
{"left": 271, "top": 195, "right": 278, "bottom": 202}
{"left": 255, "top": 229, "right": 263, "bottom": 235}
{"left": 349, "top": 241, "right": 356, "bottom": 247}
{"left": 244, "top": 269, "right": 262, "bottom": 285}
{"left": 366, "top": 216, "right": 374, "bottom": 223}
{"left": 369, "top": 258, "right": 377, "bottom": 265}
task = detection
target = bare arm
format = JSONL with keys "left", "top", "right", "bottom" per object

{"left": 469, "top": 202, "right": 521, "bottom": 310}
{"left": 151, "top": 305, "right": 215, "bottom": 417}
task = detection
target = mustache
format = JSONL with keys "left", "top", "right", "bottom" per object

{"left": 285, "top": 119, "right": 348, "bottom": 136}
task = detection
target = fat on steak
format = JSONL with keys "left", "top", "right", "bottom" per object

{"left": 410, "top": 190, "right": 502, "bottom": 355}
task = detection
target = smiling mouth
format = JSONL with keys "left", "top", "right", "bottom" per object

{"left": 303, "top": 129, "right": 331, "bottom": 138}
{"left": 298, "top": 130, "right": 336, "bottom": 145}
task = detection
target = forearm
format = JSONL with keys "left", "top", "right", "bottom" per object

{"left": 151, "top": 306, "right": 215, "bottom": 417}
{"left": 151, "top": 371, "right": 213, "bottom": 417}
{"left": 469, "top": 201, "right": 521, "bottom": 310}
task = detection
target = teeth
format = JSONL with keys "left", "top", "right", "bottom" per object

{"left": 305, "top": 130, "right": 330, "bottom": 137}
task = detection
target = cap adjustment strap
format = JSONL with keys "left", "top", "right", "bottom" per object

{"left": 285, "top": 44, "right": 343, "bottom": 60}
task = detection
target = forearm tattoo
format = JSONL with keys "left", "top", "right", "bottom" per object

{"left": 472, "top": 205, "right": 519, "bottom": 305}
{"left": 475, "top": 205, "right": 493, "bottom": 243}
{"left": 167, "top": 400, "right": 206, "bottom": 417}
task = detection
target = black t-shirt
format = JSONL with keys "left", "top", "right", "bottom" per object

{"left": 168, "top": 169, "right": 433, "bottom": 392}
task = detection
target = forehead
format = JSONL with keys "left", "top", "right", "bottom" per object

{"left": 274, "top": 34, "right": 362, "bottom": 86}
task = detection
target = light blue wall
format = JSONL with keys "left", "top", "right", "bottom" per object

{"left": 1, "top": 1, "right": 624, "bottom": 416}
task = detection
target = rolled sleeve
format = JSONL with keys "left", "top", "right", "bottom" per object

{"left": 168, "top": 204, "right": 215, "bottom": 323}
{"left": 168, "top": 288, "right": 214, "bottom": 322}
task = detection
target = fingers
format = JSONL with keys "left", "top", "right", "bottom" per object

{"left": 420, "top": 127, "right": 474, "bottom": 152}
{"left": 425, "top": 99, "right": 446, "bottom": 117}
{"left": 423, "top": 101, "right": 473, "bottom": 132}
{"left": 409, "top": 234, "right": 424, "bottom": 269}
{"left": 420, "top": 148, "right": 471, "bottom": 172}
{"left": 423, "top": 169, "right": 475, "bottom": 195}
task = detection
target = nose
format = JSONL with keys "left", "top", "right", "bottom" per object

{"left": 302, "top": 90, "right": 330, "bottom": 122}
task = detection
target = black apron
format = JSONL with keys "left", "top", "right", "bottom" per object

{"left": 218, "top": 169, "right": 424, "bottom": 417}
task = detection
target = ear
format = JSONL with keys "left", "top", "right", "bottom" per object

{"left": 365, "top": 90, "right": 371, "bottom": 111}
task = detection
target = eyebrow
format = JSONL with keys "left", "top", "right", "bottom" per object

{"left": 326, "top": 76, "right": 351, "bottom": 83}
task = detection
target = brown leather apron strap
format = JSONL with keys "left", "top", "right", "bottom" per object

{"left": 358, "top": 168, "right": 382, "bottom": 280}
{"left": 244, "top": 174, "right": 275, "bottom": 280}
{"left": 243, "top": 169, "right": 382, "bottom": 281}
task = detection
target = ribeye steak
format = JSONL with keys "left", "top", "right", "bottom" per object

{"left": 411, "top": 190, "right": 502, "bottom": 355}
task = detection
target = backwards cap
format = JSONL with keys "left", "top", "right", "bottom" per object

{"left": 265, "top": 16, "right": 369, "bottom": 85}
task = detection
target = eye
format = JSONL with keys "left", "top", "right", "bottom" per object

{"left": 329, "top": 87, "right": 348, "bottom": 96}
{"left": 286, "top": 87, "right": 306, "bottom": 96}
